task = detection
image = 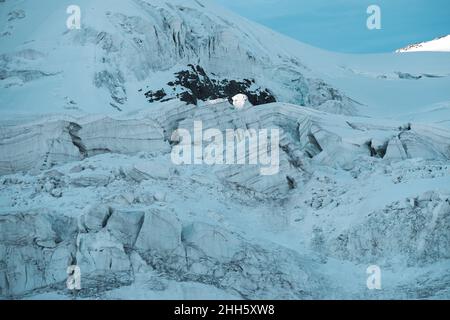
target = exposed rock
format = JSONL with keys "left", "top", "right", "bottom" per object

{"left": 143, "top": 65, "right": 276, "bottom": 106}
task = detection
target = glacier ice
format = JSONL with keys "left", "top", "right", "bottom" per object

{"left": 0, "top": 0, "right": 450, "bottom": 300}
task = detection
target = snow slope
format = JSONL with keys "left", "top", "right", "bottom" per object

{"left": 1, "top": 0, "right": 450, "bottom": 120}
{"left": 396, "top": 35, "right": 450, "bottom": 53}
{"left": 0, "top": 0, "right": 450, "bottom": 300}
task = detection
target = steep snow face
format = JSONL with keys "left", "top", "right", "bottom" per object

{"left": 1, "top": 0, "right": 450, "bottom": 300}
{"left": 396, "top": 35, "right": 450, "bottom": 53}
{"left": 3, "top": 0, "right": 450, "bottom": 119}
{"left": 0, "top": 0, "right": 358, "bottom": 115}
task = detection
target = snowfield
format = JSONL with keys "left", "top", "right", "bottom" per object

{"left": 0, "top": 0, "right": 449, "bottom": 299}
{"left": 396, "top": 35, "right": 450, "bottom": 53}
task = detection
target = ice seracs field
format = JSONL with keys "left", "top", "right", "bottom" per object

{"left": 0, "top": 0, "right": 450, "bottom": 299}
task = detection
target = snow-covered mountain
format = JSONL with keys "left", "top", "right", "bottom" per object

{"left": 396, "top": 35, "right": 450, "bottom": 53}
{"left": 1, "top": 0, "right": 450, "bottom": 118}
{"left": 0, "top": 0, "right": 362, "bottom": 116}
{"left": 1, "top": 0, "right": 450, "bottom": 300}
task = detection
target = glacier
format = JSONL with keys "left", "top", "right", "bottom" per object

{"left": 0, "top": 0, "right": 449, "bottom": 300}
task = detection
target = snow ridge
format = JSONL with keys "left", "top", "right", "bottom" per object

{"left": 396, "top": 35, "right": 450, "bottom": 53}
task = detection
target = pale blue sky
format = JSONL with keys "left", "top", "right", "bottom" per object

{"left": 216, "top": 0, "right": 450, "bottom": 53}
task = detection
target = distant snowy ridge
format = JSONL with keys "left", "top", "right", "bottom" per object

{"left": 396, "top": 35, "right": 450, "bottom": 53}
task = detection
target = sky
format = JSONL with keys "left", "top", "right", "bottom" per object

{"left": 216, "top": 0, "right": 450, "bottom": 53}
